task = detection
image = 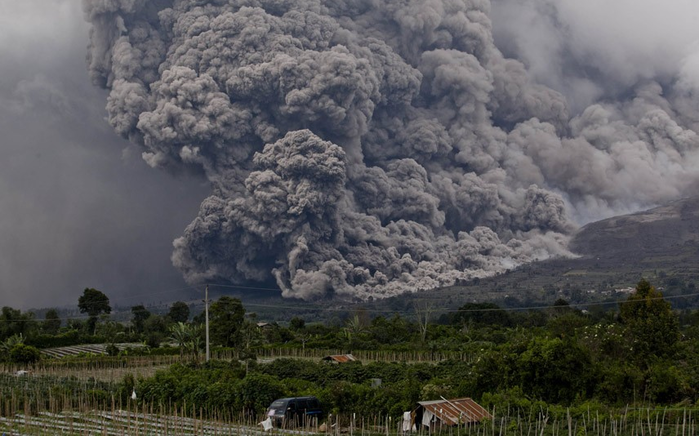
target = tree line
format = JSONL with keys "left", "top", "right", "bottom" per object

{"left": 3, "top": 279, "right": 699, "bottom": 410}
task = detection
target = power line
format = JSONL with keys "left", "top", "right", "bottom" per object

{"left": 100, "top": 282, "right": 279, "bottom": 307}
{"left": 1, "top": 291, "right": 697, "bottom": 324}
{"left": 207, "top": 283, "right": 282, "bottom": 292}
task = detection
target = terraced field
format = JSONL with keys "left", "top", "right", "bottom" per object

{"left": 41, "top": 343, "right": 147, "bottom": 358}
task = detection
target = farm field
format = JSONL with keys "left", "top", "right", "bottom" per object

{"left": 1, "top": 402, "right": 699, "bottom": 436}
{"left": 2, "top": 270, "right": 699, "bottom": 435}
{"left": 4, "top": 354, "right": 699, "bottom": 436}
{"left": 0, "top": 410, "right": 314, "bottom": 435}
{"left": 26, "top": 362, "right": 169, "bottom": 383}
{"left": 3, "top": 348, "right": 480, "bottom": 383}
{"left": 3, "top": 355, "right": 184, "bottom": 383}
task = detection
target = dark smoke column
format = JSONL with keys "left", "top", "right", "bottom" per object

{"left": 89, "top": 0, "right": 699, "bottom": 300}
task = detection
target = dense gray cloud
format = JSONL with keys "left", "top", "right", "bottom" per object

{"left": 0, "top": 1, "right": 209, "bottom": 309}
{"left": 82, "top": 0, "right": 699, "bottom": 300}
{"left": 490, "top": 0, "right": 699, "bottom": 112}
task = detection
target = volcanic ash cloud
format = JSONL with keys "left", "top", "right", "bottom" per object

{"left": 83, "top": 0, "right": 699, "bottom": 300}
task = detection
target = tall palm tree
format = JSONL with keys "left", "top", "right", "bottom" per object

{"left": 186, "top": 324, "right": 203, "bottom": 359}
{"left": 342, "top": 315, "right": 367, "bottom": 348}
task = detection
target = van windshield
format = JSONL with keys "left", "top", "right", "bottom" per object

{"left": 270, "top": 400, "right": 287, "bottom": 409}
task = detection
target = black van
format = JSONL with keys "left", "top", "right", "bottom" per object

{"left": 266, "top": 396, "right": 322, "bottom": 427}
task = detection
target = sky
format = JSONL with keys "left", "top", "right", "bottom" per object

{"left": 0, "top": 0, "right": 210, "bottom": 309}
{"left": 0, "top": 0, "right": 698, "bottom": 307}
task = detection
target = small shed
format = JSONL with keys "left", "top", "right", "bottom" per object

{"left": 414, "top": 398, "right": 491, "bottom": 429}
{"left": 322, "top": 354, "right": 357, "bottom": 363}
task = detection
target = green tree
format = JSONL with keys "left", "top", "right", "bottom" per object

{"left": 143, "top": 315, "right": 168, "bottom": 348}
{"left": 78, "top": 288, "right": 111, "bottom": 334}
{"left": 209, "top": 296, "right": 245, "bottom": 348}
{"left": 0, "top": 307, "right": 36, "bottom": 340}
{"left": 9, "top": 343, "right": 41, "bottom": 365}
{"left": 465, "top": 347, "right": 516, "bottom": 398}
{"left": 169, "top": 322, "right": 203, "bottom": 358}
{"left": 414, "top": 302, "right": 434, "bottom": 343}
{"left": 96, "top": 321, "right": 123, "bottom": 350}
{"left": 42, "top": 309, "right": 62, "bottom": 335}
{"left": 546, "top": 312, "right": 589, "bottom": 338}
{"left": 644, "top": 363, "right": 689, "bottom": 403}
{"left": 451, "top": 302, "right": 511, "bottom": 327}
{"left": 343, "top": 314, "right": 367, "bottom": 338}
{"left": 370, "top": 314, "right": 411, "bottom": 345}
{"left": 236, "top": 373, "right": 284, "bottom": 414}
{"left": 131, "top": 305, "right": 151, "bottom": 334}
{"left": 552, "top": 298, "right": 573, "bottom": 312}
{"left": 619, "top": 279, "right": 679, "bottom": 363}
{"left": 167, "top": 301, "right": 190, "bottom": 323}
{"left": 0, "top": 334, "right": 25, "bottom": 354}
{"left": 289, "top": 316, "right": 305, "bottom": 331}
{"left": 239, "top": 320, "right": 263, "bottom": 367}
{"left": 66, "top": 318, "right": 86, "bottom": 334}
{"left": 517, "top": 336, "right": 594, "bottom": 404}
{"left": 169, "top": 322, "right": 190, "bottom": 357}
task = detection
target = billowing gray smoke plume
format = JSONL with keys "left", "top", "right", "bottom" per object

{"left": 82, "top": 0, "right": 699, "bottom": 300}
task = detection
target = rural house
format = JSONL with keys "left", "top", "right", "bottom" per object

{"left": 408, "top": 398, "right": 491, "bottom": 430}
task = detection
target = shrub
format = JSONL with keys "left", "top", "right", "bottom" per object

{"left": 237, "top": 373, "right": 284, "bottom": 414}
{"left": 9, "top": 344, "right": 41, "bottom": 364}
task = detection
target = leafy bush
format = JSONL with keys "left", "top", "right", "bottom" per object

{"left": 237, "top": 373, "right": 285, "bottom": 414}
{"left": 644, "top": 364, "right": 690, "bottom": 403}
{"left": 9, "top": 344, "right": 41, "bottom": 364}
{"left": 137, "top": 361, "right": 248, "bottom": 414}
{"left": 517, "top": 337, "right": 595, "bottom": 404}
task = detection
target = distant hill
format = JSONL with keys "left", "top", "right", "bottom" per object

{"left": 571, "top": 196, "right": 699, "bottom": 260}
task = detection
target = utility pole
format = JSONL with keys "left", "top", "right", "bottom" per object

{"left": 205, "top": 284, "right": 210, "bottom": 362}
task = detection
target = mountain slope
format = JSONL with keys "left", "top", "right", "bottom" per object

{"left": 571, "top": 197, "right": 699, "bottom": 260}
{"left": 367, "top": 197, "right": 699, "bottom": 314}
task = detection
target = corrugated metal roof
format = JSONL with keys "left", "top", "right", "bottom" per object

{"left": 322, "top": 354, "right": 356, "bottom": 363}
{"left": 418, "top": 398, "right": 491, "bottom": 425}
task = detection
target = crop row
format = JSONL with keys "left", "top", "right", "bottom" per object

{"left": 0, "top": 410, "right": 276, "bottom": 435}
{"left": 40, "top": 343, "right": 147, "bottom": 358}
{"left": 2, "top": 408, "right": 699, "bottom": 436}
